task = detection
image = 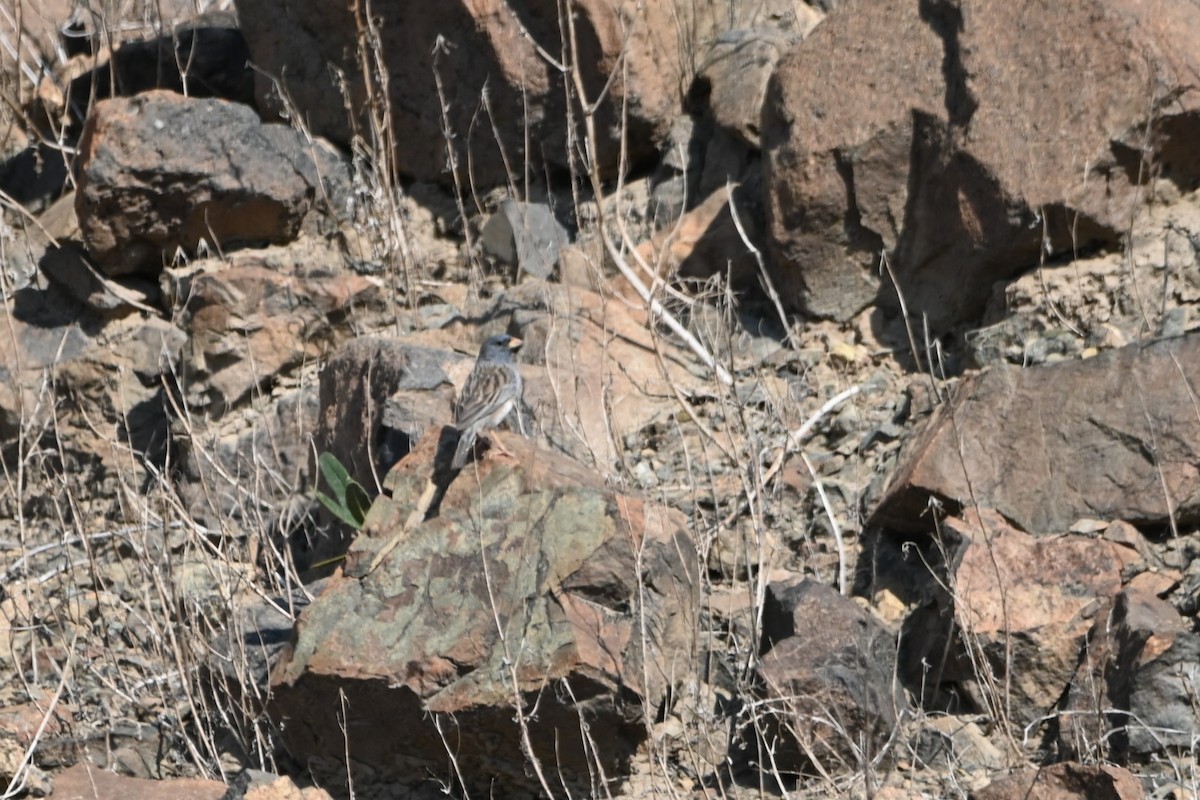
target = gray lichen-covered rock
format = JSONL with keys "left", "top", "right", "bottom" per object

{"left": 480, "top": 199, "right": 570, "bottom": 280}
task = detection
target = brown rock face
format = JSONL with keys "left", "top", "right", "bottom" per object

{"left": 269, "top": 433, "right": 699, "bottom": 794}
{"left": 872, "top": 332, "right": 1200, "bottom": 535}
{"left": 763, "top": 0, "right": 1200, "bottom": 328}
{"left": 76, "top": 91, "right": 348, "bottom": 275}
{"left": 49, "top": 762, "right": 226, "bottom": 800}
{"left": 970, "top": 761, "right": 1144, "bottom": 800}
{"left": 757, "top": 580, "right": 901, "bottom": 773}
{"left": 1060, "top": 586, "right": 1200, "bottom": 760}
{"left": 901, "top": 509, "right": 1125, "bottom": 726}
{"left": 176, "top": 255, "right": 379, "bottom": 415}
{"left": 236, "top": 0, "right": 809, "bottom": 187}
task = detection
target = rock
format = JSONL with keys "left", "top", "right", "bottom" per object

{"left": 1059, "top": 586, "right": 1200, "bottom": 760}
{"left": 557, "top": 239, "right": 607, "bottom": 291}
{"left": 237, "top": 0, "right": 812, "bottom": 188}
{"left": 901, "top": 509, "right": 1124, "bottom": 727}
{"left": 969, "top": 761, "right": 1144, "bottom": 800}
{"left": 480, "top": 199, "right": 569, "bottom": 280}
{"left": 762, "top": 0, "right": 1200, "bottom": 328}
{"left": 174, "top": 247, "right": 380, "bottom": 414}
{"left": 0, "top": 141, "right": 70, "bottom": 215}
{"left": 493, "top": 282, "right": 709, "bottom": 471}
{"left": 872, "top": 333, "right": 1200, "bottom": 535}
{"left": 176, "top": 385, "right": 319, "bottom": 535}
{"left": 0, "top": 287, "right": 87, "bottom": 438}
{"left": 631, "top": 182, "right": 765, "bottom": 292}
{"left": 317, "top": 336, "right": 462, "bottom": 495}
{"left": 208, "top": 587, "right": 316, "bottom": 709}
{"left": 913, "top": 716, "right": 1005, "bottom": 773}
{"left": 49, "top": 762, "right": 225, "bottom": 800}
{"left": 0, "top": 278, "right": 193, "bottom": 515}
{"left": 269, "top": 433, "right": 699, "bottom": 795}
{"left": 4, "top": 190, "right": 80, "bottom": 293}
{"left": 240, "top": 773, "right": 335, "bottom": 800}
{"left": 76, "top": 91, "right": 350, "bottom": 275}
{"left": 647, "top": 115, "right": 706, "bottom": 227}
{"left": 35, "top": 11, "right": 254, "bottom": 136}
{"left": 41, "top": 243, "right": 159, "bottom": 313}
{"left": 756, "top": 579, "right": 901, "bottom": 773}
{"left": 696, "top": 28, "right": 806, "bottom": 150}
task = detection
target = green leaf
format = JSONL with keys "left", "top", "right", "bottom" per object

{"left": 346, "top": 482, "right": 372, "bottom": 525}
{"left": 318, "top": 452, "right": 353, "bottom": 506}
{"left": 315, "top": 452, "right": 371, "bottom": 530}
{"left": 317, "top": 491, "right": 365, "bottom": 529}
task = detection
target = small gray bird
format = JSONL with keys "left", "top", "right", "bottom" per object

{"left": 452, "top": 334, "right": 524, "bottom": 469}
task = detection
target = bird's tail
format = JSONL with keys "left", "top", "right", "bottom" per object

{"left": 451, "top": 432, "right": 473, "bottom": 470}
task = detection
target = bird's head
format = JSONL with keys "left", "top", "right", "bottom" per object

{"left": 477, "top": 334, "right": 523, "bottom": 363}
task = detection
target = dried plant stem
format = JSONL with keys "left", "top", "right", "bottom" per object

{"left": 553, "top": 5, "right": 733, "bottom": 388}
{"left": 723, "top": 384, "right": 861, "bottom": 528}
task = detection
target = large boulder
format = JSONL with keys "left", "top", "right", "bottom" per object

{"left": 899, "top": 509, "right": 1129, "bottom": 727}
{"left": 269, "top": 433, "right": 699, "bottom": 795}
{"left": 76, "top": 91, "right": 349, "bottom": 275}
{"left": 871, "top": 332, "right": 1200, "bottom": 535}
{"left": 762, "top": 0, "right": 1200, "bottom": 328}
{"left": 237, "top": 0, "right": 814, "bottom": 188}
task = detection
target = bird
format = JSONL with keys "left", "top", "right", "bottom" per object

{"left": 451, "top": 334, "right": 524, "bottom": 469}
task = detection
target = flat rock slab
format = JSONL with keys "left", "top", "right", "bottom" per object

{"left": 269, "top": 433, "right": 699, "bottom": 794}
{"left": 872, "top": 333, "right": 1200, "bottom": 535}
{"left": 49, "top": 762, "right": 225, "bottom": 800}
{"left": 970, "top": 761, "right": 1144, "bottom": 800}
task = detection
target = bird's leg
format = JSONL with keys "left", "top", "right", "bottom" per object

{"left": 486, "top": 431, "right": 516, "bottom": 460}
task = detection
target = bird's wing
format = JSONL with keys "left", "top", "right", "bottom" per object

{"left": 455, "top": 363, "right": 519, "bottom": 429}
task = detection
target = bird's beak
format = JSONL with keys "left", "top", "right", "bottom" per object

{"left": 508, "top": 337, "right": 523, "bottom": 350}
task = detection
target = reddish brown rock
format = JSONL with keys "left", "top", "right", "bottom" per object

{"left": 696, "top": 25, "right": 817, "bottom": 150}
{"left": 76, "top": 91, "right": 349, "bottom": 275}
{"left": 757, "top": 579, "right": 901, "bottom": 773}
{"left": 872, "top": 333, "right": 1200, "bottom": 535}
{"left": 49, "top": 762, "right": 225, "bottom": 800}
{"left": 902, "top": 509, "right": 1123, "bottom": 726}
{"left": 763, "top": 0, "right": 1200, "bottom": 328}
{"left": 174, "top": 246, "right": 380, "bottom": 415}
{"left": 269, "top": 433, "right": 698, "bottom": 794}
{"left": 631, "top": 185, "right": 764, "bottom": 293}
{"left": 496, "top": 281, "right": 709, "bottom": 471}
{"left": 237, "top": 0, "right": 810, "bottom": 188}
{"left": 1059, "top": 586, "right": 1200, "bottom": 759}
{"left": 970, "top": 761, "right": 1144, "bottom": 800}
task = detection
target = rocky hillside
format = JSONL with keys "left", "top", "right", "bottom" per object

{"left": 0, "top": 1, "right": 1198, "bottom": 799}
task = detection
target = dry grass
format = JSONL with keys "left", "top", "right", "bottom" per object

{"left": 0, "top": 1, "right": 1197, "bottom": 799}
